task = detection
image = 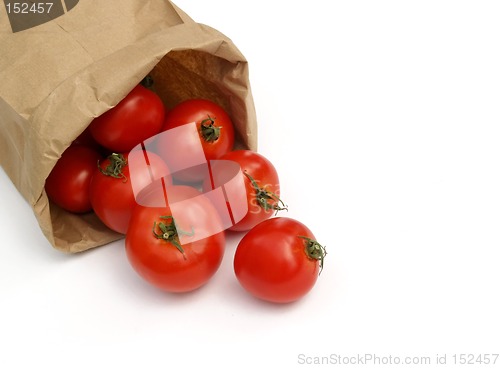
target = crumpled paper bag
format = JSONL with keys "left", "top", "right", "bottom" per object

{"left": 0, "top": 0, "right": 257, "bottom": 253}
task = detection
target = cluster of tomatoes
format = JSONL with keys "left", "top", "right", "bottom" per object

{"left": 44, "top": 78, "right": 326, "bottom": 304}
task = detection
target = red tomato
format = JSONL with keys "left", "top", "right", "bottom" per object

{"left": 45, "top": 145, "right": 101, "bottom": 213}
{"left": 71, "top": 127, "right": 111, "bottom": 157}
{"left": 207, "top": 150, "right": 286, "bottom": 231}
{"left": 71, "top": 127, "right": 100, "bottom": 149}
{"left": 126, "top": 185, "right": 226, "bottom": 293}
{"left": 156, "top": 99, "right": 235, "bottom": 182}
{"left": 234, "top": 217, "right": 327, "bottom": 303}
{"left": 89, "top": 150, "right": 171, "bottom": 234}
{"left": 89, "top": 85, "right": 165, "bottom": 152}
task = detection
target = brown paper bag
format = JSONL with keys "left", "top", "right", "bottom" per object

{"left": 0, "top": 0, "right": 257, "bottom": 253}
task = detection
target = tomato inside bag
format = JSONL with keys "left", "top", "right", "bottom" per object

{"left": 0, "top": 0, "right": 257, "bottom": 252}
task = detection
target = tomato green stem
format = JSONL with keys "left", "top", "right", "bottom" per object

{"left": 243, "top": 171, "right": 287, "bottom": 214}
{"left": 98, "top": 153, "right": 128, "bottom": 182}
{"left": 152, "top": 215, "right": 194, "bottom": 259}
{"left": 200, "top": 115, "right": 221, "bottom": 142}
{"left": 299, "top": 236, "right": 327, "bottom": 274}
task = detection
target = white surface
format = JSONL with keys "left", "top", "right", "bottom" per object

{"left": 2, "top": 1, "right": 500, "bottom": 367}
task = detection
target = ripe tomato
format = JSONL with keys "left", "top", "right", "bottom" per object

{"left": 234, "top": 217, "right": 327, "bottom": 303}
{"left": 89, "top": 84, "right": 165, "bottom": 152}
{"left": 210, "top": 150, "right": 286, "bottom": 231}
{"left": 45, "top": 145, "right": 101, "bottom": 213}
{"left": 126, "top": 185, "right": 226, "bottom": 293}
{"left": 89, "top": 150, "right": 171, "bottom": 234}
{"left": 71, "top": 127, "right": 100, "bottom": 149}
{"left": 156, "top": 99, "right": 235, "bottom": 182}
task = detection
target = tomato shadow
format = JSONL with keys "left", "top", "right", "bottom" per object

{"left": 106, "top": 240, "right": 210, "bottom": 304}
{"left": 104, "top": 228, "right": 245, "bottom": 305}
{"left": 223, "top": 229, "right": 247, "bottom": 247}
{"left": 223, "top": 278, "right": 307, "bottom": 313}
{"left": 125, "top": 271, "right": 212, "bottom": 305}
{"left": 212, "top": 261, "right": 307, "bottom": 313}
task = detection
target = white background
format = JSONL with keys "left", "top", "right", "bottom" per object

{"left": 1, "top": 1, "right": 500, "bottom": 367}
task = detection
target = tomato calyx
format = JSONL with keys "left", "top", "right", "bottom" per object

{"left": 98, "top": 153, "right": 128, "bottom": 182}
{"left": 200, "top": 115, "right": 222, "bottom": 142}
{"left": 152, "top": 215, "right": 194, "bottom": 259}
{"left": 243, "top": 171, "right": 288, "bottom": 214}
{"left": 299, "top": 236, "right": 327, "bottom": 274}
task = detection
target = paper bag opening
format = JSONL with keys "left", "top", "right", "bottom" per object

{"left": 0, "top": 1, "right": 257, "bottom": 253}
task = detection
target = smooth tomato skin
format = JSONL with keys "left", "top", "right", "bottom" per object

{"left": 216, "top": 150, "right": 281, "bottom": 231}
{"left": 71, "top": 127, "right": 100, "bottom": 149}
{"left": 45, "top": 145, "right": 101, "bottom": 213}
{"left": 89, "top": 151, "right": 171, "bottom": 234}
{"left": 89, "top": 85, "right": 165, "bottom": 152}
{"left": 161, "top": 99, "right": 235, "bottom": 159}
{"left": 157, "top": 99, "right": 235, "bottom": 182}
{"left": 126, "top": 185, "right": 225, "bottom": 293}
{"left": 234, "top": 217, "right": 321, "bottom": 303}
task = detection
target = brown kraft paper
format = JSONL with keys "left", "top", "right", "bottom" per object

{"left": 0, "top": 0, "right": 257, "bottom": 253}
